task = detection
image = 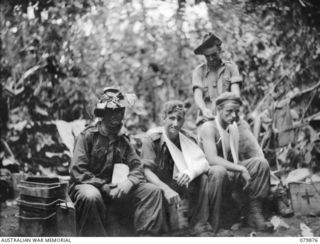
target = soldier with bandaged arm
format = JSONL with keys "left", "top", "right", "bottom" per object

{"left": 141, "top": 100, "right": 228, "bottom": 236}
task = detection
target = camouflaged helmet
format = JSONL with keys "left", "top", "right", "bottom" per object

{"left": 94, "top": 87, "right": 126, "bottom": 117}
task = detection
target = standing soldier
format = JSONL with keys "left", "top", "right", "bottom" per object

{"left": 193, "top": 33, "right": 241, "bottom": 125}
{"left": 192, "top": 33, "right": 263, "bottom": 159}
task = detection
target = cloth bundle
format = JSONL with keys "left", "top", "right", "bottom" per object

{"left": 162, "top": 129, "right": 209, "bottom": 181}
{"left": 215, "top": 115, "right": 239, "bottom": 164}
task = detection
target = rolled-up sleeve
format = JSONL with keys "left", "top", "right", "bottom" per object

{"left": 140, "top": 136, "right": 158, "bottom": 171}
{"left": 70, "top": 133, "right": 106, "bottom": 188}
{"left": 124, "top": 140, "right": 145, "bottom": 186}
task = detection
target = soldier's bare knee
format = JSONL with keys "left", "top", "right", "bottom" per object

{"left": 79, "top": 186, "right": 102, "bottom": 203}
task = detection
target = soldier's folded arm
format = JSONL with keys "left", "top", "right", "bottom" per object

{"left": 199, "top": 122, "right": 245, "bottom": 173}
{"left": 141, "top": 136, "right": 180, "bottom": 204}
{"left": 144, "top": 167, "right": 181, "bottom": 205}
{"left": 69, "top": 133, "right": 106, "bottom": 188}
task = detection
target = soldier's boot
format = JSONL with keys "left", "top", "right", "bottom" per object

{"left": 276, "top": 187, "right": 294, "bottom": 217}
{"left": 277, "top": 197, "right": 294, "bottom": 217}
{"left": 247, "top": 200, "right": 273, "bottom": 232}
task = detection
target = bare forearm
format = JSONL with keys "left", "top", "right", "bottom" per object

{"left": 200, "top": 123, "right": 245, "bottom": 173}
{"left": 208, "top": 155, "right": 244, "bottom": 173}
{"left": 194, "top": 89, "right": 207, "bottom": 111}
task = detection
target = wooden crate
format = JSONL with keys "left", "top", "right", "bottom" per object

{"left": 289, "top": 181, "right": 320, "bottom": 216}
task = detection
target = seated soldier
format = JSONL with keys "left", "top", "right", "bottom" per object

{"left": 198, "top": 92, "right": 273, "bottom": 232}
{"left": 69, "top": 87, "right": 167, "bottom": 236}
{"left": 141, "top": 100, "right": 228, "bottom": 235}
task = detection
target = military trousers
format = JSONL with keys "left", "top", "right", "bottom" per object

{"left": 69, "top": 182, "right": 166, "bottom": 236}
{"left": 169, "top": 165, "right": 228, "bottom": 233}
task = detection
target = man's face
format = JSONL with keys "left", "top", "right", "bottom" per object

{"left": 102, "top": 109, "right": 125, "bottom": 129}
{"left": 164, "top": 111, "right": 185, "bottom": 140}
{"left": 218, "top": 102, "right": 240, "bottom": 125}
{"left": 204, "top": 46, "right": 221, "bottom": 64}
{"left": 205, "top": 53, "right": 220, "bottom": 64}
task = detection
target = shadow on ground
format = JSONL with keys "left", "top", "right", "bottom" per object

{"left": 1, "top": 203, "right": 320, "bottom": 237}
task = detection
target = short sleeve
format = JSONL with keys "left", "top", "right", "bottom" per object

{"left": 192, "top": 64, "right": 205, "bottom": 92}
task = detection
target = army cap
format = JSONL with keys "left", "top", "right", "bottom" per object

{"left": 194, "top": 32, "right": 222, "bottom": 55}
{"left": 215, "top": 92, "right": 242, "bottom": 107}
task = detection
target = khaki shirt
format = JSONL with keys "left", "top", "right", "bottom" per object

{"left": 140, "top": 128, "right": 196, "bottom": 193}
{"left": 192, "top": 61, "right": 242, "bottom": 125}
{"left": 69, "top": 122, "right": 144, "bottom": 190}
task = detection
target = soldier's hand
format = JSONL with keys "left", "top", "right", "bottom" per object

{"left": 174, "top": 172, "right": 191, "bottom": 187}
{"left": 202, "top": 108, "right": 214, "bottom": 119}
{"left": 163, "top": 188, "right": 181, "bottom": 205}
{"left": 240, "top": 167, "right": 251, "bottom": 191}
{"left": 100, "top": 183, "right": 117, "bottom": 198}
{"left": 110, "top": 180, "right": 133, "bottom": 199}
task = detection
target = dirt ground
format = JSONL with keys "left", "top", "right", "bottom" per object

{"left": 1, "top": 201, "right": 320, "bottom": 237}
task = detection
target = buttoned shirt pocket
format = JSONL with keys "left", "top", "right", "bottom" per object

{"left": 214, "top": 71, "right": 229, "bottom": 94}
{"left": 91, "top": 147, "right": 107, "bottom": 173}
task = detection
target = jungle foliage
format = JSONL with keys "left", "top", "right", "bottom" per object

{"left": 0, "top": 0, "right": 320, "bottom": 173}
